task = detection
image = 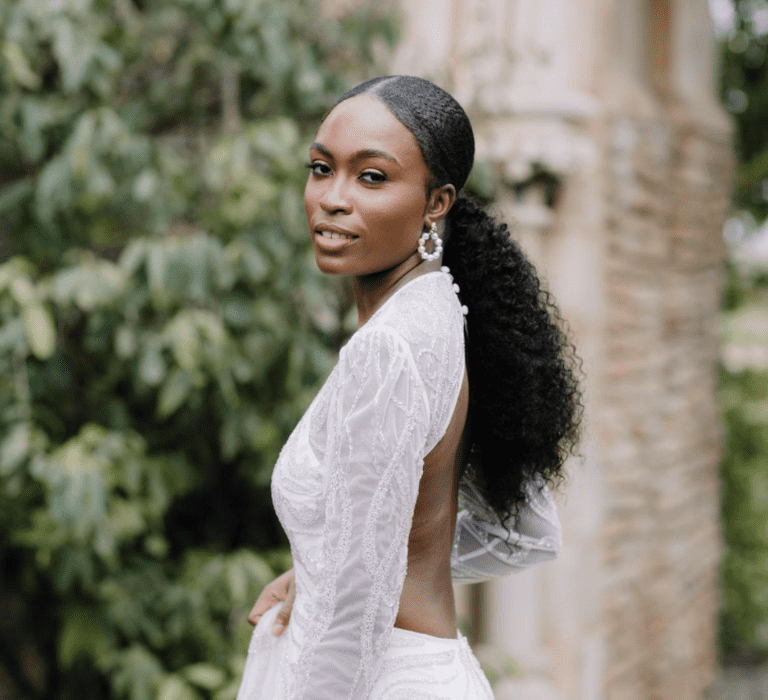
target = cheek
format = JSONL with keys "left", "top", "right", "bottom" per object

{"left": 384, "top": 191, "right": 426, "bottom": 232}
{"left": 303, "top": 182, "right": 316, "bottom": 219}
{"left": 364, "top": 201, "right": 418, "bottom": 242}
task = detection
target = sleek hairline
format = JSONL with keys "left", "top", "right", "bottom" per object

{"left": 330, "top": 76, "right": 475, "bottom": 195}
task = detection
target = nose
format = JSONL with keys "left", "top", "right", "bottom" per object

{"left": 318, "top": 173, "right": 352, "bottom": 214}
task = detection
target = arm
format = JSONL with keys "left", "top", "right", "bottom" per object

{"left": 450, "top": 475, "right": 562, "bottom": 583}
{"left": 296, "top": 327, "right": 430, "bottom": 700}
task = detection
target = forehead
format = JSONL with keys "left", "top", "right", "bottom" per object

{"left": 314, "top": 95, "right": 424, "bottom": 165}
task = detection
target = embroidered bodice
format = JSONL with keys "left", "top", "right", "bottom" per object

{"left": 268, "top": 270, "right": 561, "bottom": 699}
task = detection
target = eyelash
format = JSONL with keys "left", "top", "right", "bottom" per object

{"left": 361, "top": 171, "right": 386, "bottom": 184}
{"left": 305, "top": 161, "right": 329, "bottom": 178}
{"left": 305, "top": 161, "right": 386, "bottom": 184}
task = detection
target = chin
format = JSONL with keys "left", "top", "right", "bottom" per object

{"left": 314, "top": 254, "right": 351, "bottom": 276}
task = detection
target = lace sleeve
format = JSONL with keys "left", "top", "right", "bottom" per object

{"left": 450, "top": 475, "right": 563, "bottom": 583}
{"left": 299, "top": 326, "right": 430, "bottom": 699}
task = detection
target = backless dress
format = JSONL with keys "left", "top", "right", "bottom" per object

{"left": 236, "top": 270, "right": 563, "bottom": 700}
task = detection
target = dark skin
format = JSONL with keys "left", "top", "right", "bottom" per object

{"left": 248, "top": 95, "right": 469, "bottom": 640}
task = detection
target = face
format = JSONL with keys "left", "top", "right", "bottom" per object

{"left": 303, "top": 94, "right": 441, "bottom": 278}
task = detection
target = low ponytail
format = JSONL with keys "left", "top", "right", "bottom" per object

{"left": 443, "top": 195, "right": 582, "bottom": 519}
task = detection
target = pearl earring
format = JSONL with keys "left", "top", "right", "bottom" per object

{"left": 418, "top": 222, "right": 443, "bottom": 262}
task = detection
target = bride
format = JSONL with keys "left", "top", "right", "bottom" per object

{"left": 236, "top": 75, "right": 582, "bottom": 699}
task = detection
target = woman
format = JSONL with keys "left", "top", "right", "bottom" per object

{"left": 236, "top": 75, "right": 582, "bottom": 700}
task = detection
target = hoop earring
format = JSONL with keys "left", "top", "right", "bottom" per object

{"left": 418, "top": 222, "right": 443, "bottom": 262}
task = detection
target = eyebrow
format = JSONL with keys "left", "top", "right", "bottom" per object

{"left": 310, "top": 142, "right": 400, "bottom": 166}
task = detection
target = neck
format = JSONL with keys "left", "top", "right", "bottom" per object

{"left": 353, "top": 253, "right": 441, "bottom": 327}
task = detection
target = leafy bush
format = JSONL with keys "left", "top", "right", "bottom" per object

{"left": 719, "top": 271, "right": 768, "bottom": 665}
{"left": 0, "top": 0, "right": 396, "bottom": 697}
{"left": 0, "top": 241, "right": 328, "bottom": 699}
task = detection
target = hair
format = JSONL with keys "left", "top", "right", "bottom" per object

{"left": 333, "top": 76, "right": 583, "bottom": 521}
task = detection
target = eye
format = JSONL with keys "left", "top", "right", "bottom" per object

{"left": 360, "top": 170, "right": 386, "bottom": 184}
{"left": 306, "top": 161, "right": 331, "bottom": 176}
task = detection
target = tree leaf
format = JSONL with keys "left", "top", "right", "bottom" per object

{"left": 9, "top": 275, "right": 36, "bottom": 306}
{"left": 108, "top": 645, "right": 165, "bottom": 700}
{"left": 183, "top": 663, "right": 226, "bottom": 690}
{"left": 157, "top": 367, "right": 192, "bottom": 418}
{"left": 138, "top": 343, "right": 167, "bottom": 386}
{"left": 53, "top": 17, "right": 96, "bottom": 93}
{"left": 35, "top": 155, "right": 72, "bottom": 223}
{"left": 0, "top": 423, "right": 32, "bottom": 475}
{"left": 3, "top": 42, "right": 41, "bottom": 89}
{"left": 58, "top": 606, "right": 114, "bottom": 667}
{"left": 22, "top": 304, "right": 56, "bottom": 359}
{"left": 158, "top": 675, "right": 202, "bottom": 700}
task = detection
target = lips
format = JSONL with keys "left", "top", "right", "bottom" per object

{"left": 314, "top": 223, "right": 358, "bottom": 239}
{"left": 313, "top": 223, "right": 359, "bottom": 251}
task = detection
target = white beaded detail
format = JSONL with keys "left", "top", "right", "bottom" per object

{"left": 439, "top": 266, "right": 467, "bottom": 317}
{"left": 418, "top": 222, "right": 443, "bottom": 262}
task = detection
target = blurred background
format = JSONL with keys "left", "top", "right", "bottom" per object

{"left": 0, "top": 1, "right": 765, "bottom": 699}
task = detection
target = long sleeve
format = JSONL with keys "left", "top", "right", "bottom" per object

{"left": 450, "top": 475, "right": 563, "bottom": 583}
{"left": 295, "top": 327, "right": 430, "bottom": 700}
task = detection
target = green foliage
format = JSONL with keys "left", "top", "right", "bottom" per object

{"left": 718, "top": 4, "right": 768, "bottom": 665}
{"left": 719, "top": 270, "right": 768, "bottom": 664}
{"left": 720, "top": 364, "right": 768, "bottom": 663}
{"left": 0, "top": 237, "right": 329, "bottom": 699}
{"left": 0, "top": 0, "right": 396, "bottom": 697}
{"left": 720, "top": 1, "right": 768, "bottom": 219}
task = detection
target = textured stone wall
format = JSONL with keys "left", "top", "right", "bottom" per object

{"left": 600, "top": 109, "right": 732, "bottom": 699}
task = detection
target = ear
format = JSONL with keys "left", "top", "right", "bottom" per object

{"left": 424, "top": 184, "right": 456, "bottom": 229}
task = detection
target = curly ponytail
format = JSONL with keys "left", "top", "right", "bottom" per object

{"left": 334, "top": 76, "right": 583, "bottom": 518}
{"left": 443, "top": 195, "right": 582, "bottom": 516}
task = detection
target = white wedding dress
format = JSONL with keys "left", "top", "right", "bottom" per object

{"left": 236, "top": 270, "right": 562, "bottom": 700}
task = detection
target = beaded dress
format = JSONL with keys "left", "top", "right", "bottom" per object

{"left": 236, "top": 270, "right": 562, "bottom": 700}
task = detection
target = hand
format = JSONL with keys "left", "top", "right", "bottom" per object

{"left": 247, "top": 568, "right": 295, "bottom": 636}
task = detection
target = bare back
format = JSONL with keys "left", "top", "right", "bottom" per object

{"left": 395, "top": 369, "right": 470, "bottom": 638}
